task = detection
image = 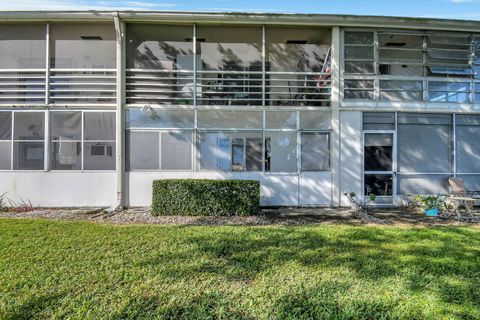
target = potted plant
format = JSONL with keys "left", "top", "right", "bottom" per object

{"left": 415, "top": 194, "right": 444, "bottom": 216}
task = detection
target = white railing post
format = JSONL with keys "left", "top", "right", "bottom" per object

{"left": 45, "top": 23, "right": 50, "bottom": 105}
{"left": 331, "top": 27, "right": 341, "bottom": 207}
{"left": 113, "top": 14, "right": 125, "bottom": 209}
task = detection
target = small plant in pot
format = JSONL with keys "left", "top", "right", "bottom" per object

{"left": 413, "top": 194, "right": 445, "bottom": 216}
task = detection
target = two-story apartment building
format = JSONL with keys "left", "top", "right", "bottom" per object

{"left": 0, "top": 11, "right": 479, "bottom": 208}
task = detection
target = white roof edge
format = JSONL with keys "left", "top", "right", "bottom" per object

{"left": 0, "top": 10, "right": 479, "bottom": 32}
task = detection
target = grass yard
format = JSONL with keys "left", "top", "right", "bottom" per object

{"left": 0, "top": 219, "right": 479, "bottom": 319}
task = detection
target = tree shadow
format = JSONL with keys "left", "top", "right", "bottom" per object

{"left": 136, "top": 225, "right": 480, "bottom": 318}
{"left": 2, "top": 292, "right": 65, "bottom": 320}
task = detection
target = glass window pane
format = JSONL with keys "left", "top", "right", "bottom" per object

{"left": 380, "top": 91, "right": 423, "bottom": 101}
{"left": 265, "top": 131, "right": 297, "bottom": 173}
{"left": 345, "top": 79, "right": 374, "bottom": 89}
{"left": 300, "top": 111, "right": 332, "bottom": 130}
{"left": 344, "top": 61, "right": 375, "bottom": 74}
{"left": 199, "top": 131, "right": 262, "bottom": 171}
{"left": 14, "top": 112, "right": 44, "bottom": 140}
{"left": 345, "top": 46, "right": 374, "bottom": 59}
{"left": 125, "top": 109, "right": 194, "bottom": 128}
{"left": 345, "top": 90, "right": 374, "bottom": 100}
{"left": 161, "top": 132, "right": 192, "bottom": 170}
{"left": 365, "top": 174, "right": 393, "bottom": 196}
{"left": 126, "top": 131, "right": 159, "bottom": 171}
{"left": 0, "top": 112, "right": 12, "bottom": 140}
{"left": 84, "top": 112, "right": 115, "bottom": 140}
{"left": 197, "top": 110, "right": 262, "bottom": 129}
{"left": 51, "top": 24, "right": 116, "bottom": 68}
{"left": 0, "top": 24, "right": 46, "bottom": 69}
{"left": 13, "top": 141, "right": 44, "bottom": 170}
{"left": 0, "top": 142, "right": 11, "bottom": 170}
{"left": 345, "top": 32, "right": 374, "bottom": 45}
{"left": 50, "top": 141, "right": 81, "bottom": 170}
{"left": 83, "top": 142, "right": 115, "bottom": 170}
{"left": 265, "top": 111, "right": 297, "bottom": 129}
{"left": 364, "top": 134, "right": 393, "bottom": 171}
{"left": 50, "top": 112, "right": 82, "bottom": 140}
{"left": 301, "top": 133, "right": 330, "bottom": 171}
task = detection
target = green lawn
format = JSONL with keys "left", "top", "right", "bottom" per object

{"left": 0, "top": 219, "right": 479, "bottom": 319}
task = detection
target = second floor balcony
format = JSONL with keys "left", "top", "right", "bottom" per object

{"left": 0, "top": 23, "right": 117, "bottom": 106}
{"left": 125, "top": 24, "right": 332, "bottom": 108}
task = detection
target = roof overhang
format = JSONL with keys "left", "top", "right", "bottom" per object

{"left": 0, "top": 11, "right": 479, "bottom": 32}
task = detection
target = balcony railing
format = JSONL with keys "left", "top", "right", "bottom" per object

{"left": 50, "top": 69, "right": 117, "bottom": 105}
{"left": 126, "top": 69, "right": 332, "bottom": 107}
{"left": 126, "top": 69, "right": 195, "bottom": 105}
{"left": 0, "top": 68, "right": 117, "bottom": 106}
{"left": 0, "top": 69, "right": 46, "bottom": 105}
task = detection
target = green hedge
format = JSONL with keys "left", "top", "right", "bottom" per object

{"left": 151, "top": 179, "right": 260, "bottom": 216}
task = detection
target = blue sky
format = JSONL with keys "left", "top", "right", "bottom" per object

{"left": 0, "top": 0, "right": 480, "bottom": 21}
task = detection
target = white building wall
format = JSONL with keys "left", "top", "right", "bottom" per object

{"left": 0, "top": 172, "right": 117, "bottom": 207}
{"left": 126, "top": 172, "right": 332, "bottom": 207}
{"left": 339, "top": 111, "right": 363, "bottom": 206}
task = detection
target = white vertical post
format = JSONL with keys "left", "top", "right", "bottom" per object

{"left": 193, "top": 109, "right": 198, "bottom": 172}
{"left": 330, "top": 27, "right": 341, "bottom": 207}
{"left": 453, "top": 113, "right": 456, "bottom": 177}
{"left": 262, "top": 110, "right": 266, "bottom": 173}
{"left": 296, "top": 110, "right": 301, "bottom": 206}
{"left": 373, "top": 30, "right": 379, "bottom": 101}
{"left": 44, "top": 110, "right": 49, "bottom": 171}
{"left": 262, "top": 25, "right": 266, "bottom": 107}
{"left": 45, "top": 23, "right": 50, "bottom": 105}
{"left": 193, "top": 24, "right": 197, "bottom": 107}
{"left": 10, "top": 111, "right": 14, "bottom": 170}
{"left": 113, "top": 14, "right": 125, "bottom": 209}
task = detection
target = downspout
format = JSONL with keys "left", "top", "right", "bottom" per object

{"left": 109, "top": 12, "right": 125, "bottom": 211}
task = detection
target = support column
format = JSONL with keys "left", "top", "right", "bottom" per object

{"left": 113, "top": 14, "right": 126, "bottom": 209}
{"left": 330, "top": 27, "right": 341, "bottom": 207}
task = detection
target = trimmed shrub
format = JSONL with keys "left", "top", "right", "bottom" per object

{"left": 151, "top": 179, "right": 260, "bottom": 216}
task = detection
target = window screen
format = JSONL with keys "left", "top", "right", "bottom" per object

{"left": 83, "top": 112, "right": 115, "bottom": 170}
{"left": 0, "top": 24, "right": 46, "bottom": 69}
{"left": 84, "top": 112, "right": 115, "bottom": 141}
{"left": 50, "top": 112, "right": 82, "bottom": 170}
{"left": 126, "top": 109, "right": 194, "bottom": 129}
{"left": 301, "top": 133, "right": 330, "bottom": 171}
{"left": 456, "top": 115, "right": 480, "bottom": 173}
{"left": 0, "top": 112, "right": 12, "bottom": 170}
{"left": 199, "top": 131, "right": 262, "bottom": 171}
{"left": 161, "top": 132, "right": 192, "bottom": 170}
{"left": 264, "top": 131, "right": 297, "bottom": 173}
{"left": 197, "top": 110, "right": 262, "bottom": 129}
{"left": 13, "top": 112, "right": 45, "bottom": 170}
{"left": 363, "top": 112, "right": 395, "bottom": 130}
{"left": 344, "top": 32, "right": 375, "bottom": 75}
{"left": 127, "top": 131, "right": 159, "bottom": 170}
{"left": 397, "top": 113, "right": 452, "bottom": 173}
